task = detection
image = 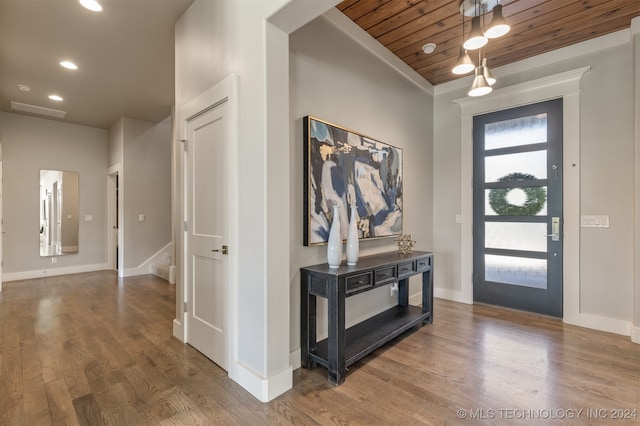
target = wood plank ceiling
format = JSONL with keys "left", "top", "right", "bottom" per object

{"left": 336, "top": 0, "right": 640, "bottom": 86}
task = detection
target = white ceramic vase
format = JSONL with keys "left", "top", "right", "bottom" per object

{"left": 346, "top": 204, "right": 359, "bottom": 266}
{"left": 327, "top": 204, "right": 342, "bottom": 268}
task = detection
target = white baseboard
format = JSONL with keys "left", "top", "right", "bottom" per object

{"left": 563, "top": 313, "right": 632, "bottom": 337}
{"left": 434, "top": 286, "right": 473, "bottom": 304}
{"left": 173, "top": 319, "right": 185, "bottom": 342}
{"left": 3, "top": 263, "right": 107, "bottom": 282}
{"left": 631, "top": 325, "right": 640, "bottom": 344}
{"left": 409, "top": 291, "right": 422, "bottom": 306}
{"left": 228, "top": 362, "right": 293, "bottom": 402}
{"left": 121, "top": 242, "right": 173, "bottom": 277}
{"left": 290, "top": 348, "right": 301, "bottom": 370}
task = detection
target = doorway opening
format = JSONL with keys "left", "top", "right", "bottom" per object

{"left": 107, "top": 168, "right": 121, "bottom": 274}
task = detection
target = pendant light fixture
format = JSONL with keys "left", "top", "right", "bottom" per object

{"left": 468, "top": 66, "right": 492, "bottom": 97}
{"left": 481, "top": 57, "right": 496, "bottom": 85}
{"left": 452, "top": 0, "right": 510, "bottom": 96}
{"left": 452, "top": 15, "right": 475, "bottom": 75}
{"left": 452, "top": 46, "right": 476, "bottom": 75}
{"left": 468, "top": 50, "right": 492, "bottom": 97}
{"left": 484, "top": 4, "right": 511, "bottom": 39}
{"left": 463, "top": 15, "right": 488, "bottom": 50}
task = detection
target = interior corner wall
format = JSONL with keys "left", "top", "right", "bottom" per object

{"left": 108, "top": 117, "right": 124, "bottom": 168}
{"left": 433, "top": 41, "right": 635, "bottom": 327}
{"left": 0, "top": 112, "right": 108, "bottom": 277}
{"left": 175, "top": 0, "right": 297, "bottom": 400}
{"left": 121, "top": 117, "right": 172, "bottom": 270}
{"left": 289, "top": 15, "right": 434, "bottom": 354}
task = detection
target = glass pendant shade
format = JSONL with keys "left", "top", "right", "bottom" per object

{"left": 481, "top": 58, "right": 496, "bottom": 85}
{"left": 484, "top": 4, "right": 510, "bottom": 39}
{"left": 468, "top": 66, "right": 493, "bottom": 97}
{"left": 463, "top": 16, "right": 488, "bottom": 50}
{"left": 452, "top": 47, "right": 475, "bottom": 75}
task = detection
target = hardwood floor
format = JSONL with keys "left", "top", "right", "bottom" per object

{"left": 1, "top": 271, "right": 638, "bottom": 425}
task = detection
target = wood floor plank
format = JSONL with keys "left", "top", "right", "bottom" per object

{"left": 0, "top": 271, "right": 638, "bottom": 425}
{"left": 45, "top": 378, "right": 80, "bottom": 426}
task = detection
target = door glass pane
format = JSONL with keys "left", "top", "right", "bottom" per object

{"left": 485, "top": 255, "right": 547, "bottom": 289}
{"left": 485, "top": 222, "right": 547, "bottom": 252}
{"left": 485, "top": 150, "right": 547, "bottom": 183}
{"left": 485, "top": 188, "right": 547, "bottom": 216}
{"left": 485, "top": 113, "right": 547, "bottom": 150}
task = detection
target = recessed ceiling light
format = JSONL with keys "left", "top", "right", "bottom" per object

{"left": 17, "top": 84, "right": 32, "bottom": 92}
{"left": 60, "top": 61, "right": 78, "bottom": 70}
{"left": 422, "top": 43, "right": 437, "bottom": 54}
{"left": 79, "top": 0, "right": 102, "bottom": 12}
{"left": 49, "top": 95, "right": 64, "bottom": 102}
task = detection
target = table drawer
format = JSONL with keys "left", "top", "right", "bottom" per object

{"left": 416, "top": 256, "right": 432, "bottom": 272}
{"left": 374, "top": 266, "right": 396, "bottom": 284}
{"left": 346, "top": 273, "right": 373, "bottom": 294}
{"left": 397, "top": 261, "right": 415, "bottom": 278}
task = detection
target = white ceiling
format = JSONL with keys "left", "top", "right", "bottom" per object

{"left": 0, "top": 0, "right": 194, "bottom": 129}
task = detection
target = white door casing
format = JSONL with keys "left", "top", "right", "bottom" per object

{"left": 185, "top": 99, "right": 229, "bottom": 370}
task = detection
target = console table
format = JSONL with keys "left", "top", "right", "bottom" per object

{"left": 300, "top": 251, "right": 433, "bottom": 385}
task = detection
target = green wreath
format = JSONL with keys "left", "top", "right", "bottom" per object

{"left": 488, "top": 172, "right": 546, "bottom": 216}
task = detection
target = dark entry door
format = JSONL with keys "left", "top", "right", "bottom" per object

{"left": 473, "top": 98, "right": 563, "bottom": 317}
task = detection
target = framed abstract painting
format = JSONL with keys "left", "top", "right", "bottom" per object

{"left": 303, "top": 116, "right": 403, "bottom": 246}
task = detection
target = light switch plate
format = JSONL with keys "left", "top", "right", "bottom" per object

{"left": 580, "top": 215, "right": 609, "bottom": 228}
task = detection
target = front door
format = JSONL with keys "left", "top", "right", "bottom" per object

{"left": 473, "top": 99, "right": 563, "bottom": 317}
{"left": 186, "top": 101, "right": 229, "bottom": 370}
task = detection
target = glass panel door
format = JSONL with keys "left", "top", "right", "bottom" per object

{"left": 473, "top": 99, "right": 563, "bottom": 317}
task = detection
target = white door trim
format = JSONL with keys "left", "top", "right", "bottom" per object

{"left": 178, "top": 74, "right": 239, "bottom": 371}
{"left": 454, "top": 67, "right": 589, "bottom": 325}
{"left": 107, "top": 164, "right": 122, "bottom": 275}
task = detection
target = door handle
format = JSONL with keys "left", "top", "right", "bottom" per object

{"left": 546, "top": 217, "right": 560, "bottom": 241}
{"left": 211, "top": 245, "right": 228, "bottom": 255}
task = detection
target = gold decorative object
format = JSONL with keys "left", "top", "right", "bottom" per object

{"left": 396, "top": 234, "right": 416, "bottom": 255}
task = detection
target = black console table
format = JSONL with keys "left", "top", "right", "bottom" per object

{"left": 300, "top": 251, "right": 433, "bottom": 385}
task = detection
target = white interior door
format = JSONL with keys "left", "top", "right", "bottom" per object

{"left": 186, "top": 101, "right": 228, "bottom": 370}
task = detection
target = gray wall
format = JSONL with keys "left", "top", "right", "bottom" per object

{"left": 289, "top": 16, "right": 434, "bottom": 350}
{"left": 0, "top": 112, "right": 172, "bottom": 279}
{"left": 108, "top": 117, "right": 123, "bottom": 168}
{"left": 433, "top": 41, "right": 635, "bottom": 322}
{"left": 1, "top": 112, "right": 107, "bottom": 275}
{"left": 122, "top": 117, "right": 172, "bottom": 268}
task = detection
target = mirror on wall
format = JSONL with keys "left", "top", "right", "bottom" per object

{"left": 40, "top": 170, "right": 79, "bottom": 257}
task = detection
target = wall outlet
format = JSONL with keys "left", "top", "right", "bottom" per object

{"left": 51, "top": 257, "right": 57, "bottom": 264}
